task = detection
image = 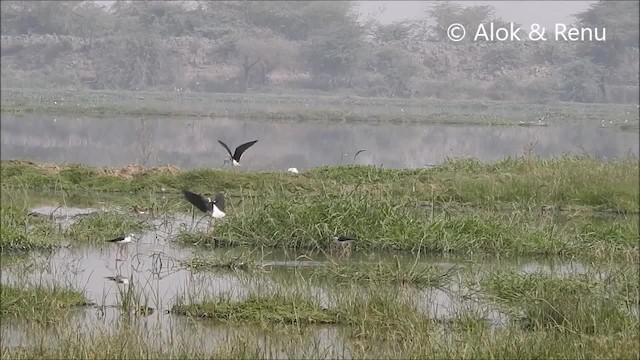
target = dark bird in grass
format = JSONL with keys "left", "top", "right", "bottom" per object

{"left": 182, "top": 190, "right": 226, "bottom": 218}
{"left": 106, "top": 233, "right": 134, "bottom": 260}
{"left": 332, "top": 235, "right": 357, "bottom": 259}
{"left": 333, "top": 235, "right": 357, "bottom": 245}
{"left": 218, "top": 140, "right": 258, "bottom": 168}
{"left": 105, "top": 275, "right": 129, "bottom": 285}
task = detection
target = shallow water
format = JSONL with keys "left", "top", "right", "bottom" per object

{"left": 2, "top": 198, "right": 608, "bottom": 354}
{"left": 1, "top": 114, "right": 637, "bottom": 170}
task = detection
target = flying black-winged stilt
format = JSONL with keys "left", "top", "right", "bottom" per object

{"left": 218, "top": 140, "right": 258, "bottom": 171}
{"left": 105, "top": 275, "right": 129, "bottom": 285}
{"left": 106, "top": 233, "right": 134, "bottom": 260}
{"left": 182, "top": 190, "right": 226, "bottom": 231}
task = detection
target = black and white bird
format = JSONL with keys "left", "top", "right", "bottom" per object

{"left": 106, "top": 233, "right": 135, "bottom": 260}
{"left": 333, "top": 235, "right": 357, "bottom": 246}
{"left": 105, "top": 275, "right": 129, "bottom": 285}
{"left": 182, "top": 190, "right": 226, "bottom": 219}
{"left": 218, "top": 140, "right": 258, "bottom": 168}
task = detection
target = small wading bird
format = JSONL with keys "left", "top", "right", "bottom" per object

{"left": 105, "top": 275, "right": 129, "bottom": 285}
{"left": 333, "top": 235, "right": 357, "bottom": 259}
{"left": 218, "top": 140, "right": 258, "bottom": 171}
{"left": 106, "top": 233, "right": 135, "bottom": 260}
{"left": 132, "top": 205, "right": 150, "bottom": 215}
{"left": 182, "top": 190, "right": 226, "bottom": 231}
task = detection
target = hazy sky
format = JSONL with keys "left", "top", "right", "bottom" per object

{"left": 94, "top": 1, "right": 596, "bottom": 30}
{"left": 357, "top": 1, "right": 596, "bottom": 29}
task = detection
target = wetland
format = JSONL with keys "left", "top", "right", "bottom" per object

{"left": 1, "top": 90, "right": 639, "bottom": 359}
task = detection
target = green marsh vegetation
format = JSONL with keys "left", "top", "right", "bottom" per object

{"left": 1, "top": 154, "right": 638, "bottom": 359}
{"left": 2, "top": 154, "right": 638, "bottom": 259}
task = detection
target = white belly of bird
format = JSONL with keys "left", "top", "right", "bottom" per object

{"left": 212, "top": 205, "right": 226, "bottom": 219}
{"left": 120, "top": 236, "right": 132, "bottom": 244}
{"left": 232, "top": 159, "right": 240, "bottom": 167}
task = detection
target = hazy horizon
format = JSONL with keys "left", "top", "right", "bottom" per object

{"left": 357, "top": 1, "right": 596, "bottom": 29}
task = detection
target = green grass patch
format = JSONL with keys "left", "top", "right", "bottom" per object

{"left": 2, "top": 156, "right": 637, "bottom": 212}
{"left": 172, "top": 293, "right": 337, "bottom": 325}
{"left": 179, "top": 251, "right": 263, "bottom": 272}
{"left": 192, "top": 192, "right": 637, "bottom": 258}
{"left": 65, "top": 211, "right": 152, "bottom": 243}
{"left": 482, "top": 270, "right": 638, "bottom": 334}
{"left": 0, "top": 205, "right": 61, "bottom": 253}
{"left": 308, "top": 259, "right": 455, "bottom": 288}
{"left": 0, "top": 284, "right": 92, "bottom": 322}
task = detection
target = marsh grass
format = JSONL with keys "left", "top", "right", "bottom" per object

{"left": 0, "top": 284, "right": 92, "bottom": 322}
{"left": 307, "top": 258, "right": 455, "bottom": 288}
{"left": 2, "top": 155, "right": 637, "bottom": 213}
{"left": 194, "top": 191, "right": 637, "bottom": 258}
{"left": 179, "top": 251, "right": 263, "bottom": 272}
{"left": 481, "top": 270, "right": 638, "bottom": 334}
{"left": 172, "top": 292, "right": 338, "bottom": 325}
{"left": 65, "top": 211, "right": 152, "bottom": 243}
{"left": 0, "top": 205, "right": 61, "bottom": 252}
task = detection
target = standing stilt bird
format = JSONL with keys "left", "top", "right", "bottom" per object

{"left": 106, "top": 233, "right": 135, "bottom": 260}
{"left": 218, "top": 140, "right": 258, "bottom": 169}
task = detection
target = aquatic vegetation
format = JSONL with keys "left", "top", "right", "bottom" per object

{"left": 65, "top": 211, "right": 153, "bottom": 243}
{"left": 0, "top": 205, "right": 61, "bottom": 253}
{"left": 0, "top": 284, "right": 92, "bottom": 322}
{"left": 482, "top": 270, "right": 638, "bottom": 334}
{"left": 1, "top": 154, "right": 638, "bottom": 359}
{"left": 172, "top": 293, "right": 338, "bottom": 325}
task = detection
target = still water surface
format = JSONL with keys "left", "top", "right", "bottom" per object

{"left": 1, "top": 114, "right": 637, "bottom": 170}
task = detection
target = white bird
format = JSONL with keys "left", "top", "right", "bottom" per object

{"left": 287, "top": 167, "right": 299, "bottom": 174}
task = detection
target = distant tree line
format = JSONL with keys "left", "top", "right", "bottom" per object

{"left": 1, "top": 0, "right": 637, "bottom": 103}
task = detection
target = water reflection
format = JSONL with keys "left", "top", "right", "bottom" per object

{"left": 1, "top": 114, "right": 637, "bottom": 170}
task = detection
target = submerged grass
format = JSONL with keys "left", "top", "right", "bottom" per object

{"left": 179, "top": 251, "right": 263, "bottom": 272}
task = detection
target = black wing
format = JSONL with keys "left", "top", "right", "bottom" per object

{"left": 233, "top": 140, "right": 258, "bottom": 161}
{"left": 106, "top": 235, "right": 126, "bottom": 243}
{"left": 353, "top": 149, "right": 366, "bottom": 161}
{"left": 217, "top": 140, "right": 234, "bottom": 158}
{"left": 182, "top": 190, "right": 210, "bottom": 213}
{"left": 213, "top": 192, "right": 225, "bottom": 212}
{"left": 337, "top": 235, "right": 357, "bottom": 242}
